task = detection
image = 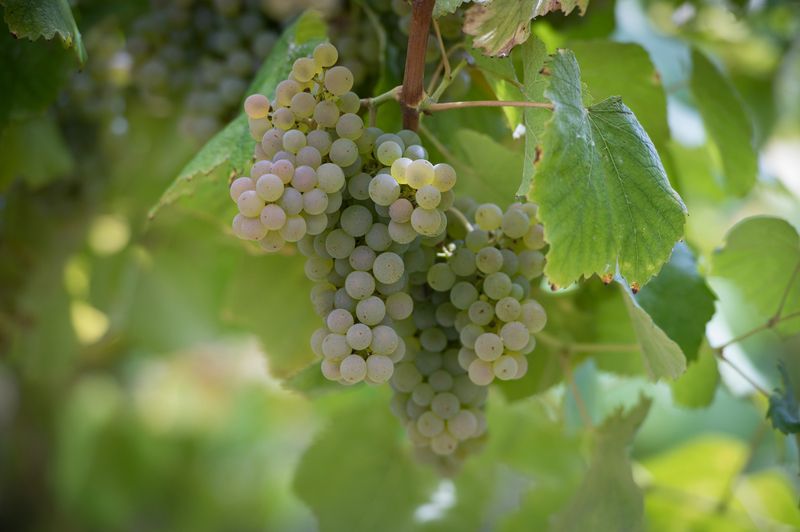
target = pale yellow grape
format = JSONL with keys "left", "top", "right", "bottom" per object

{"left": 316, "top": 163, "right": 345, "bottom": 193}
{"left": 495, "top": 296, "right": 522, "bottom": 322}
{"left": 302, "top": 188, "right": 328, "bottom": 215}
{"left": 432, "top": 163, "right": 457, "bottom": 191}
{"left": 355, "top": 296, "right": 386, "bottom": 326}
{"left": 322, "top": 333, "right": 351, "bottom": 360}
{"left": 412, "top": 382, "right": 435, "bottom": 406}
{"left": 290, "top": 91, "right": 316, "bottom": 118}
{"left": 524, "top": 224, "right": 546, "bottom": 249}
{"left": 493, "top": 355, "right": 518, "bottom": 380}
{"left": 244, "top": 93, "right": 270, "bottom": 119}
{"left": 411, "top": 207, "right": 442, "bottom": 237}
{"left": 405, "top": 159, "right": 434, "bottom": 189}
{"left": 447, "top": 410, "right": 478, "bottom": 440}
{"left": 520, "top": 300, "right": 547, "bottom": 332}
{"left": 272, "top": 107, "right": 295, "bottom": 130}
{"left": 279, "top": 187, "right": 303, "bottom": 215}
{"left": 431, "top": 392, "right": 460, "bottom": 419}
{"left": 510, "top": 353, "right": 528, "bottom": 379}
{"left": 500, "top": 321, "right": 530, "bottom": 351}
{"left": 467, "top": 359, "right": 494, "bottom": 385}
{"left": 233, "top": 214, "right": 267, "bottom": 241}
{"left": 304, "top": 257, "right": 333, "bottom": 281}
{"left": 280, "top": 215, "right": 307, "bottom": 242}
{"left": 324, "top": 65, "right": 354, "bottom": 96}
{"left": 229, "top": 177, "right": 255, "bottom": 202}
{"left": 391, "top": 157, "right": 412, "bottom": 184}
{"left": 346, "top": 323, "right": 372, "bottom": 350}
{"left": 259, "top": 231, "right": 285, "bottom": 252}
{"left": 474, "top": 332, "right": 503, "bottom": 361}
{"left": 320, "top": 359, "right": 341, "bottom": 381}
{"left": 337, "top": 91, "right": 361, "bottom": 113}
{"left": 313, "top": 100, "right": 339, "bottom": 127}
{"left": 340, "top": 354, "right": 367, "bottom": 384}
{"left": 271, "top": 159, "right": 294, "bottom": 184}
{"left": 417, "top": 411, "right": 444, "bottom": 437}
{"left": 250, "top": 160, "right": 273, "bottom": 179}
{"left": 475, "top": 203, "right": 503, "bottom": 230}
{"left": 313, "top": 42, "right": 339, "bottom": 68}
{"left": 275, "top": 79, "right": 300, "bottom": 106}
{"left": 237, "top": 189, "right": 265, "bottom": 217}
{"left": 415, "top": 185, "right": 441, "bottom": 209}
{"left": 291, "top": 166, "right": 317, "bottom": 192}
{"left": 292, "top": 57, "right": 318, "bottom": 82}
{"left": 366, "top": 355, "right": 394, "bottom": 383}
{"left": 256, "top": 174, "right": 284, "bottom": 202}
{"left": 389, "top": 198, "right": 413, "bottom": 223}
{"left": 457, "top": 347, "right": 477, "bottom": 370}
{"left": 502, "top": 209, "right": 530, "bottom": 238}
{"left": 386, "top": 291, "right": 414, "bottom": 320}
{"left": 260, "top": 204, "right": 286, "bottom": 230}
{"left": 248, "top": 117, "right": 271, "bottom": 140}
{"left": 307, "top": 130, "right": 332, "bottom": 156}
{"left": 431, "top": 431, "right": 458, "bottom": 455}
{"left": 368, "top": 174, "right": 401, "bottom": 206}
{"left": 296, "top": 146, "right": 322, "bottom": 169}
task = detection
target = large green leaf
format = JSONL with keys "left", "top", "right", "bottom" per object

{"left": 221, "top": 253, "right": 319, "bottom": 380}
{"left": 709, "top": 216, "right": 800, "bottom": 336}
{"left": 464, "top": 0, "right": 589, "bottom": 56}
{"left": 532, "top": 50, "right": 687, "bottom": 289}
{"left": 148, "top": 11, "right": 326, "bottom": 221}
{"left": 552, "top": 396, "right": 651, "bottom": 532}
{"left": 293, "top": 391, "right": 434, "bottom": 532}
{"left": 689, "top": 49, "right": 757, "bottom": 197}
{"left": 670, "top": 342, "right": 719, "bottom": 409}
{"left": 620, "top": 282, "right": 686, "bottom": 380}
{"left": 518, "top": 35, "right": 548, "bottom": 197}
{"left": 569, "top": 41, "right": 669, "bottom": 150}
{"left": 469, "top": 45, "right": 524, "bottom": 133}
{"left": 1, "top": 0, "right": 86, "bottom": 63}
{"left": 635, "top": 243, "right": 716, "bottom": 362}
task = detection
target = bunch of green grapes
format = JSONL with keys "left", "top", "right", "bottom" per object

{"left": 127, "top": 0, "right": 281, "bottom": 141}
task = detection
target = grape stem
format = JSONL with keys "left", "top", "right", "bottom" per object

{"left": 423, "top": 100, "right": 555, "bottom": 112}
{"left": 400, "top": 0, "right": 436, "bottom": 130}
{"left": 446, "top": 207, "right": 473, "bottom": 232}
{"left": 431, "top": 18, "right": 451, "bottom": 82}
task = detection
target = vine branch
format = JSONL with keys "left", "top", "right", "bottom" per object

{"left": 400, "top": 0, "right": 435, "bottom": 130}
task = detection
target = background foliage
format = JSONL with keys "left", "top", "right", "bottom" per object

{"left": 1, "top": 0, "right": 799, "bottom": 530}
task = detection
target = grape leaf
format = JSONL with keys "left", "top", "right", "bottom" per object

{"left": 767, "top": 363, "right": 800, "bottom": 434}
{"left": 531, "top": 49, "right": 687, "bottom": 289}
{"left": 221, "top": 253, "right": 319, "bottom": 380}
{"left": 1, "top": 0, "right": 86, "bottom": 63}
{"left": 293, "top": 391, "right": 434, "bottom": 532}
{"left": 464, "top": 0, "right": 588, "bottom": 57}
{"left": 689, "top": 49, "right": 757, "bottom": 197}
{"left": 0, "top": 115, "right": 73, "bottom": 190}
{"left": 469, "top": 45, "right": 525, "bottom": 132}
{"left": 620, "top": 281, "right": 686, "bottom": 380}
{"left": 635, "top": 243, "right": 716, "bottom": 362}
{"left": 708, "top": 216, "right": 800, "bottom": 336}
{"left": 670, "top": 342, "right": 719, "bottom": 409}
{"left": 433, "top": 0, "right": 466, "bottom": 18}
{"left": 148, "top": 11, "right": 326, "bottom": 220}
{"left": 518, "top": 35, "right": 548, "bottom": 197}
{"left": 450, "top": 129, "right": 524, "bottom": 204}
{"left": 569, "top": 41, "right": 669, "bottom": 150}
{"left": 552, "top": 396, "right": 651, "bottom": 532}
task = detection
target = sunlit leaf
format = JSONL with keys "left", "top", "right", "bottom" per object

{"left": 532, "top": 50, "right": 687, "bottom": 289}
{"left": 518, "top": 35, "right": 548, "bottom": 197}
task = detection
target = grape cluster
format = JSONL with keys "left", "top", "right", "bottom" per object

{"left": 127, "top": 0, "right": 281, "bottom": 141}
{"left": 227, "top": 43, "right": 547, "bottom": 471}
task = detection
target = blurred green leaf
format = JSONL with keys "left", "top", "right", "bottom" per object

{"left": 0, "top": 115, "right": 73, "bottom": 191}
{"left": 552, "top": 396, "right": 651, "bottom": 532}
{"left": 709, "top": 216, "right": 800, "bottom": 336}
{"left": 689, "top": 49, "right": 757, "bottom": 197}
{"left": 620, "top": 282, "right": 686, "bottom": 380}
{"left": 635, "top": 244, "right": 716, "bottom": 362}
{"left": 450, "top": 129, "right": 523, "bottom": 204}
{"left": 294, "top": 391, "right": 434, "bottom": 532}
{"left": 767, "top": 363, "right": 800, "bottom": 434}
{"left": 518, "top": 35, "right": 548, "bottom": 198}
{"left": 469, "top": 45, "right": 524, "bottom": 132}
{"left": 532, "top": 49, "right": 687, "bottom": 289}
{"left": 1, "top": 0, "right": 86, "bottom": 63}
{"left": 569, "top": 41, "right": 669, "bottom": 150}
{"left": 670, "top": 342, "right": 719, "bottom": 409}
{"left": 221, "top": 253, "right": 319, "bottom": 380}
{"left": 149, "top": 11, "right": 327, "bottom": 221}
{"left": 464, "top": 0, "right": 588, "bottom": 56}
{"left": 433, "top": 0, "right": 466, "bottom": 18}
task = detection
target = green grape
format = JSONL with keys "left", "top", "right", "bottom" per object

{"left": 261, "top": 128, "right": 284, "bottom": 158}
{"left": 307, "top": 130, "right": 332, "bottom": 155}
{"left": 230, "top": 176, "right": 255, "bottom": 202}
{"left": 237, "top": 189, "right": 265, "bottom": 217}
{"left": 305, "top": 213, "right": 328, "bottom": 235}
{"left": 404, "top": 144, "right": 427, "bottom": 160}
{"left": 373, "top": 252, "right": 405, "bottom": 284}
{"left": 356, "top": 296, "right": 386, "bottom": 326}
{"left": 279, "top": 187, "right": 303, "bottom": 215}
{"left": 500, "top": 321, "right": 530, "bottom": 351}
{"left": 389, "top": 198, "right": 413, "bottom": 223}
{"left": 325, "top": 228, "right": 356, "bottom": 259}
{"left": 271, "top": 159, "right": 294, "bottom": 183}
{"left": 232, "top": 214, "right": 266, "bottom": 241}
{"left": 336, "top": 113, "right": 364, "bottom": 140}
{"left": 495, "top": 296, "right": 521, "bottom": 322}
{"left": 405, "top": 159, "right": 435, "bottom": 189}
{"left": 370, "top": 325, "right": 399, "bottom": 355}
{"left": 324, "top": 65, "right": 354, "bottom": 96}
{"left": 475, "top": 203, "right": 503, "bottom": 231}
{"left": 313, "top": 99, "right": 339, "bottom": 127}
{"left": 347, "top": 172, "right": 372, "bottom": 200}
{"left": 386, "top": 292, "right": 414, "bottom": 320}
{"left": 282, "top": 129, "right": 306, "bottom": 153}
{"left": 459, "top": 323, "right": 483, "bottom": 349}
{"left": 274, "top": 79, "right": 300, "bottom": 106}
{"left": 415, "top": 185, "right": 441, "bottom": 210}
{"left": 417, "top": 411, "right": 444, "bottom": 437}
{"left": 431, "top": 432, "right": 458, "bottom": 456}
{"left": 322, "top": 333, "right": 352, "bottom": 360}
{"left": 320, "top": 359, "right": 341, "bottom": 381}
{"left": 250, "top": 160, "right": 273, "bottom": 180}
{"left": 476, "top": 246, "right": 503, "bottom": 274}
{"left": 391, "top": 157, "right": 412, "bottom": 184}
{"left": 500, "top": 249, "right": 519, "bottom": 276}
{"left": 412, "top": 382, "right": 435, "bottom": 406}
{"left": 249, "top": 117, "right": 271, "bottom": 141}
{"left": 292, "top": 57, "right": 318, "bottom": 82}
{"left": 468, "top": 300, "right": 494, "bottom": 326}
{"left": 376, "top": 140, "right": 403, "bottom": 165}
{"left": 523, "top": 224, "right": 546, "bottom": 250}
{"left": 467, "top": 359, "right": 494, "bottom": 385}
{"left": 305, "top": 257, "right": 333, "bottom": 281}
{"left": 337, "top": 91, "right": 361, "bottom": 113}
{"left": 450, "top": 281, "right": 478, "bottom": 310}
{"left": 315, "top": 163, "right": 345, "bottom": 193}
{"left": 273, "top": 107, "right": 295, "bottom": 130}
{"left": 296, "top": 146, "right": 322, "bottom": 169}
{"left": 502, "top": 209, "right": 530, "bottom": 238}
{"left": 431, "top": 392, "right": 460, "bottom": 419}
{"left": 345, "top": 271, "right": 376, "bottom": 300}
{"left": 449, "top": 248, "right": 476, "bottom": 277}
{"left": 411, "top": 207, "right": 443, "bottom": 237}
{"left": 368, "top": 174, "right": 401, "bottom": 206}
{"left": 329, "top": 138, "right": 359, "bottom": 167}
{"left": 290, "top": 91, "right": 316, "bottom": 118}
{"left": 420, "top": 327, "right": 447, "bottom": 352}
{"left": 520, "top": 300, "right": 547, "bottom": 332}
{"left": 280, "top": 215, "right": 307, "bottom": 242}
{"left": 397, "top": 128, "right": 422, "bottom": 147}
{"left": 302, "top": 188, "right": 328, "bottom": 215}
{"left": 340, "top": 205, "right": 373, "bottom": 237}
{"left": 290, "top": 166, "right": 317, "bottom": 192}
{"left": 346, "top": 323, "right": 372, "bottom": 350}
{"left": 427, "top": 263, "right": 456, "bottom": 292}
{"left": 493, "top": 355, "right": 518, "bottom": 380}
{"left": 447, "top": 410, "right": 478, "bottom": 440}
{"left": 260, "top": 203, "right": 286, "bottom": 230}
{"left": 244, "top": 93, "right": 270, "bottom": 119}
{"left": 349, "top": 245, "right": 376, "bottom": 271}
{"left": 366, "top": 355, "right": 394, "bottom": 383}
{"left": 366, "top": 223, "right": 393, "bottom": 251}
{"left": 340, "top": 354, "right": 367, "bottom": 384}
{"left": 432, "top": 163, "right": 457, "bottom": 192}
{"left": 517, "top": 250, "right": 545, "bottom": 279}
{"left": 510, "top": 353, "right": 528, "bottom": 379}
{"left": 313, "top": 42, "right": 338, "bottom": 68}
{"left": 483, "top": 272, "right": 512, "bottom": 300}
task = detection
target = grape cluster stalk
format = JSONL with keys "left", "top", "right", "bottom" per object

{"left": 228, "top": 43, "right": 547, "bottom": 472}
